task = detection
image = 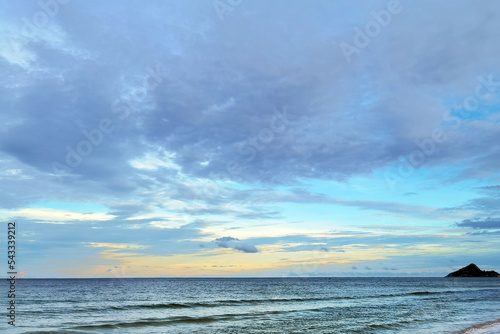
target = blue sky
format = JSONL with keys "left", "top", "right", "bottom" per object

{"left": 1, "top": 0, "right": 500, "bottom": 277}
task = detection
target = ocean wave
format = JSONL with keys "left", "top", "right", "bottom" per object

{"left": 72, "top": 318, "right": 206, "bottom": 329}
{"left": 105, "top": 297, "right": 339, "bottom": 310}
{"left": 109, "top": 291, "right": 451, "bottom": 310}
{"left": 24, "top": 290, "right": 474, "bottom": 315}
{"left": 455, "top": 318, "right": 500, "bottom": 334}
{"left": 71, "top": 311, "right": 288, "bottom": 329}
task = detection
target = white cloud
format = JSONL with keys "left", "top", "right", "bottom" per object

{"left": 0, "top": 21, "right": 90, "bottom": 71}
{"left": 0, "top": 35, "right": 37, "bottom": 69}
{"left": 0, "top": 168, "right": 32, "bottom": 179}
{"left": 202, "top": 97, "right": 235, "bottom": 115}
{"left": 83, "top": 242, "right": 149, "bottom": 250}
{"left": 3, "top": 208, "right": 115, "bottom": 222}
{"left": 129, "top": 150, "right": 180, "bottom": 171}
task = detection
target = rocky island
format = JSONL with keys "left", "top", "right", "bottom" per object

{"left": 445, "top": 263, "right": 500, "bottom": 277}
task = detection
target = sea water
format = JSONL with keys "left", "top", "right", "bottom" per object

{"left": 1, "top": 277, "right": 499, "bottom": 333}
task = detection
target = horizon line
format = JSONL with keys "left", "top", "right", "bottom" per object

{"left": 11, "top": 276, "right": 455, "bottom": 279}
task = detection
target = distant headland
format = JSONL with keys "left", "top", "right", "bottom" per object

{"left": 445, "top": 263, "right": 500, "bottom": 277}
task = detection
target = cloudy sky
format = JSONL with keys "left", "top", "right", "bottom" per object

{"left": 1, "top": 0, "right": 500, "bottom": 278}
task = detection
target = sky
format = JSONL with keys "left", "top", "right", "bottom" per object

{"left": 1, "top": 0, "right": 500, "bottom": 278}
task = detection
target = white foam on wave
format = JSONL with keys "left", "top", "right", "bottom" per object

{"left": 459, "top": 319, "right": 500, "bottom": 334}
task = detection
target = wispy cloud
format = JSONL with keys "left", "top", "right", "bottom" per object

{"left": 83, "top": 242, "right": 149, "bottom": 250}
{"left": 457, "top": 218, "right": 500, "bottom": 230}
{"left": 3, "top": 208, "right": 115, "bottom": 221}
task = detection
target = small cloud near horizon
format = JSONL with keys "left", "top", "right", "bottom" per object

{"left": 214, "top": 236, "right": 258, "bottom": 253}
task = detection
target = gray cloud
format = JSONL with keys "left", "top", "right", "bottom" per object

{"left": 214, "top": 236, "right": 239, "bottom": 248}
{"left": 0, "top": 1, "right": 497, "bottom": 227}
{"left": 234, "top": 244, "right": 258, "bottom": 253}
{"left": 1, "top": 0, "right": 499, "bottom": 194}
{"left": 214, "top": 236, "right": 258, "bottom": 253}
{"left": 451, "top": 197, "right": 500, "bottom": 217}
{"left": 475, "top": 185, "right": 500, "bottom": 197}
{"left": 457, "top": 218, "right": 500, "bottom": 230}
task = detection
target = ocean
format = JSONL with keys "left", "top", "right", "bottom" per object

{"left": 2, "top": 277, "right": 500, "bottom": 333}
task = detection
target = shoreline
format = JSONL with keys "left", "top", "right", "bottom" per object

{"left": 456, "top": 318, "right": 500, "bottom": 334}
